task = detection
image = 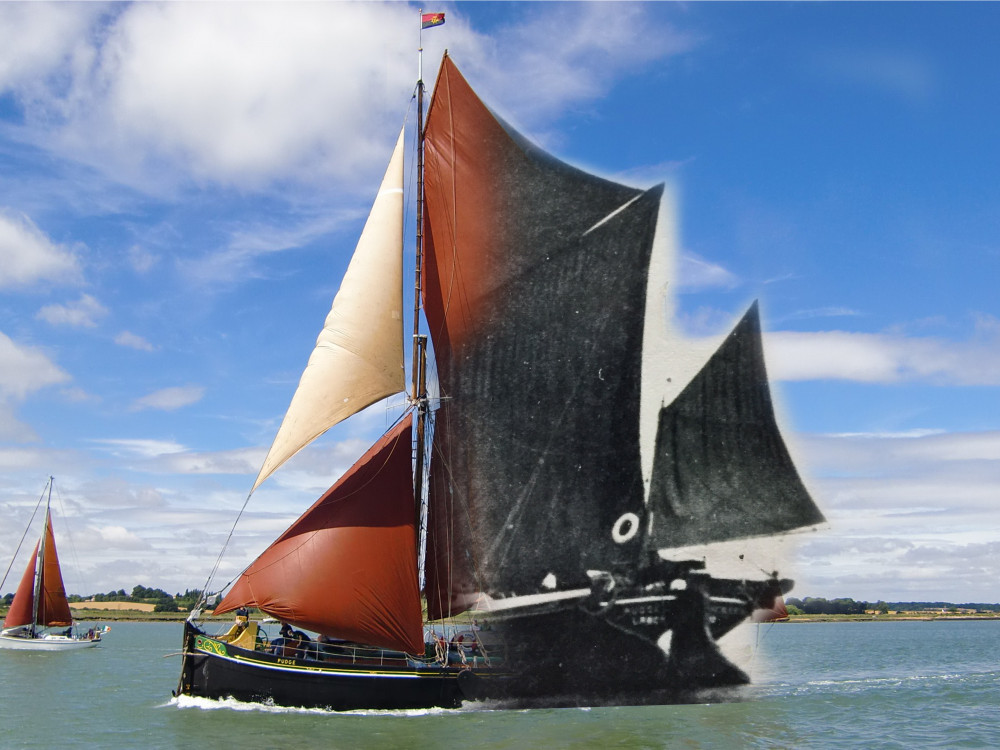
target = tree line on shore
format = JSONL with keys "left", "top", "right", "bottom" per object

{"left": 786, "top": 597, "right": 1000, "bottom": 615}
{"left": 1, "top": 586, "right": 203, "bottom": 613}
{"left": 6, "top": 588, "right": 1000, "bottom": 617}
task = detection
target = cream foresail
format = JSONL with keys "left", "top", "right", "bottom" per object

{"left": 251, "top": 129, "right": 406, "bottom": 493}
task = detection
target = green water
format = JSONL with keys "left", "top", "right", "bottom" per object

{"left": 1, "top": 620, "right": 999, "bottom": 748}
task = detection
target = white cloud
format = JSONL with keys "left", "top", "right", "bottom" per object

{"left": 766, "top": 329, "right": 1000, "bottom": 385}
{"left": 83, "top": 525, "right": 149, "bottom": 551}
{"left": 130, "top": 385, "right": 205, "bottom": 412}
{"left": 0, "top": 208, "right": 81, "bottom": 288}
{"left": 36, "top": 293, "right": 108, "bottom": 328}
{"left": 791, "top": 429, "right": 1000, "bottom": 601}
{"left": 90, "top": 438, "right": 187, "bottom": 458}
{"left": 0, "top": 3, "right": 103, "bottom": 91}
{"left": 159, "top": 448, "right": 263, "bottom": 477}
{"left": 181, "top": 208, "right": 359, "bottom": 286}
{"left": 458, "top": 3, "right": 698, "bottom": 129}
{"left": 0, "top": 3, "right": 694, "bottom": 193}
{"left": 114, "top": 331, "right": 155, "bottom": 352}
{"left": 4, "top": 3, "right": 419, "bottom": 191}
{"left": 0, "top": 330, "right": 70, "bottom": 400}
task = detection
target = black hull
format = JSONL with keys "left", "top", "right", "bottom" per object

{"left": 176, "top": 568, "right": 786, "bottom": 711}
{"left": 464, "top": 567, "right": 791, "bottom": 707}
{"left": 177, "top": 621, "right": 484, "bottom": 711}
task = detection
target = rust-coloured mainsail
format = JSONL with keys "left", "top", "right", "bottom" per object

{"left": 421, "top": 55, "right": 657, "bottom": 618}
{"left": 38, "top": 512, "right": 72, "bottom": 627}
{"left": 216, "top": 416, "right": 423, "bottom": 654}
{"left": 2, "top": 507, "right": 73, "bottom": 630}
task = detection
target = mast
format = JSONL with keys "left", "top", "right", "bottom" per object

{"left": 411, "top": 11, "right": 428, "bottom": 519}
{"left": 30, "top": 477, "right": 53, "bottom": 636}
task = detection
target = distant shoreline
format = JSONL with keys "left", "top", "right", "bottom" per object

{"left": 0, "top": 609, "right": 223, "bottom": 623}
{"left": 780, "top": 614, "right": 1000, "bottom": 623}
{"left": 5, "top": 610, "right": 1000, "bottom": 625}
{"left": 7, "top": 609, "right": 1000, "bottom": 624}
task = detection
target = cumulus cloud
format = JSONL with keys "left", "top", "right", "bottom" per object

{"left": 130, "top": 385, "right": 205, "bottom": 412}
{"left": 0, "top": 3, "right": 103, "bottom": 92}
{"left": 36, "top": 293, "right": 108, "bottom": 328}
{"left": 0, "top": 208, "right": 81, "bottom": 288}
{"left": 0, "top": 330, "right": 70, "bottom": 400}
{"left": 0, "top": 3, "right": 693, "bottom": 193}
{"left": 2, "top": 3, "right": 418, "bottom": 190}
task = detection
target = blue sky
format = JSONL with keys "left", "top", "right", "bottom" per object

{"left": 0, "top": 2, "right": 997, "bottom": 604}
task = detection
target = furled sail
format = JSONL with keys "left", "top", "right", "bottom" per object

{"left": 251, "top": 129, "right": 407, "bottom": 493}
{"left": 2, "top": 508, "right": 72, "bottom": 629}
{"left": 216, "top": 416, "right": 424, "bottom": 655}
{"left": 421, "top": 55, "right": 659, "bottom": 617}
{"left": 645, "top": 302, "right": 825, "bottom": 550}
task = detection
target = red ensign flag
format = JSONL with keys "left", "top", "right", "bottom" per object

{"left": 421, "top": 12, "right": 445, "bottom": 29}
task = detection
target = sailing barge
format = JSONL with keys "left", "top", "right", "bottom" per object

{"left": 177, "top": 52, "right": 823, "bottom": 710}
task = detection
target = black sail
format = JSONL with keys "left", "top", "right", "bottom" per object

{"left": 422, "top": 57, "right": 657, "bottom": 612}
{"left": 645, "top": 302, "right": 825, "bottom": 550}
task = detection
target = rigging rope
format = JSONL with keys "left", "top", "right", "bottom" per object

{"left": 52, "top": 480, "right": 87, "bottom": 602}
{"left": 194, "top": 102, "right": 420, "bottom": 614}
{"left": 0, "top": 481, "right": 48, "bottom": 594}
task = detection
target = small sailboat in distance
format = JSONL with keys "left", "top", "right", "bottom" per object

{"left": 1, "top": 478, "right": 105, "bottom": 651}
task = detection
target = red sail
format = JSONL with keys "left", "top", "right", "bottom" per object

{"left": 215, "top": 416, "right": 423, "bottom": 655}
{"left": 2, "top": 541, "right": 39, "bottom": 629}
{"left": 2, "top": 510, "right": 73, "bottom": 629}
{"left": 38, "top": 513, "right": 72, "bottom": 627}
{"left": 421, "top": 55, "right": 507, "bottom": 619}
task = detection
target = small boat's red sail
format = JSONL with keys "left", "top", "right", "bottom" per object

{"left": 215, "top": 416, "right": 424, "bottom": 655}
{"left": 3, "top": 508, "right": 73, "bottom": 629}
{"left": 38, "top": 514, "right": 72, "bottom": 627}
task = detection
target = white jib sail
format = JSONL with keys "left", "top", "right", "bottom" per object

{"left": 252, "top": 129, "right": 406, "bottom": 493}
